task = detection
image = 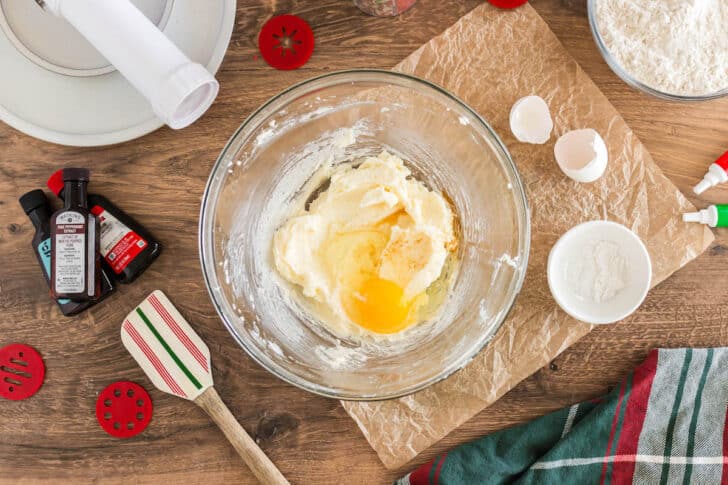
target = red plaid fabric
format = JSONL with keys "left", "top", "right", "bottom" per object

{"left": 397, "top": 348, "right": 728, "bottom": 485}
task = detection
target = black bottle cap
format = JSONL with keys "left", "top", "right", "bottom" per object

{"left": 63, "top": 167, "right": 90, "bottom": 182}
{"left": 18, "top": 189, "right": 49, "bottom": 215}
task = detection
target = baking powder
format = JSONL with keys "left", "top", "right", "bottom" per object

{"left": 566, "top": 239, "right": 629, "bottom": 304}
{"left": 596, "top": 0, "right": 728, "bottom": 96}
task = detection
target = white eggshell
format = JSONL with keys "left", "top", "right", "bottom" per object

{"left": 554, "top": 129, "right": 608, "bottom": 183}
{"left": 509, "top": 95, "right": 553, "bottom": 144}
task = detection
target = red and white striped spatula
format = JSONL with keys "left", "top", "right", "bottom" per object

{"left": 121, "top": 290, "right": 289, "bottom": 485}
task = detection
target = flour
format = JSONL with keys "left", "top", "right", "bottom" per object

{"left": 566, "top": 240, "right": 629, "bottom": 303}
{"left": 596, "top": 0, "right": 728, "bottom": 96}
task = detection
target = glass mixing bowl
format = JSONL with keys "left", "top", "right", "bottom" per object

{"left": 588, "top": 0, "right": 728, "bottom": 102}
{"left": 199, "top": 70, "right": 530, "bottom": 400}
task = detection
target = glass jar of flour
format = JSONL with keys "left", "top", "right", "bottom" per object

{"left": 588, "top": 0, "right": 728, "bottom": 101}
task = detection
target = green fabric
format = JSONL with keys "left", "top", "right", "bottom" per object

{"left": 603, "top": 373, "right": 632, "bottom": 484}
{"left": 395, "top": 348, "right": 728, "bottom": 485}
{"left": 437, "top": 402, "right": 600, "bottom": 484}
{"left": 659, "top": 349, "right": 692, "bottom": 484}
{"left": 682, "top": 348, "right": 713, "bottom": 484}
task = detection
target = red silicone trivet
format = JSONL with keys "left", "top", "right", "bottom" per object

{"left": 258, "top": 14, "right": 315, "bottom": 70}
{"left": 488, "top": 0, "right": 528, "bottom": 8}
{"left": 96, "top": 381, "right": 152, "bottom": 438}
{"left": 0, "top": 343, "right": 45, "bottom": 400}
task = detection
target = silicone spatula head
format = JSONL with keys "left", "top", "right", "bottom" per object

{"left": 121, "top": 290, "right": 213, "bottom": 401}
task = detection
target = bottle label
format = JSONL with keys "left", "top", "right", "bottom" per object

{"left": 54, "top": 212, "right": 86, "bottom": 293}
{"left": 91, "top": 205, "right": 147, "bottom": 274}
{"left": 38, "top": 238, "right": 71, "bottom": 304}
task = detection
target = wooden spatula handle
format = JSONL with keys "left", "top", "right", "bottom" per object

{"left": 195, "top": 387, "right": 289, "bottom": 485}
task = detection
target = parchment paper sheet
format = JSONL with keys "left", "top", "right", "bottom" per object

{"left": 342, "top": 3, "right": 714, "bottom": 469}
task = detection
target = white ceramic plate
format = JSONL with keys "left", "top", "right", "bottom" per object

{"left": 0, "top": 0, "right": 236, "bottom": 146}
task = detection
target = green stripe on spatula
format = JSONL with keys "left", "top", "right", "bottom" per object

{"left": 136, "top": 307, "right": 202, "bottom": 390}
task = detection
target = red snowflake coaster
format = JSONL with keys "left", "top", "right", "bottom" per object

{"left": 96, "top": 381, "right": 152, "bottom": 438}
{"left": 258, "top": 14, "right": 315, "bottom": 70}
{"left": 487, "top": 0, "right": 528, "bottom": 8}
{"left": 0, "top": 343, "right": 45, "bottom": 400}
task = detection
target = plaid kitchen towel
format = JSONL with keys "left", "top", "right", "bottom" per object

{"left": 396, "top": 348, "right": 728, "bottom": 485}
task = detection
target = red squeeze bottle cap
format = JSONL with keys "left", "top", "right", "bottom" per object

{"left": 694, "top": 150, "right": 728, "bottom": 195}
{"left": 47, "top": 169, "right": 64, "bottom": 196}
{"left": 715, "top": 150, "right": 728, "bottom": 171}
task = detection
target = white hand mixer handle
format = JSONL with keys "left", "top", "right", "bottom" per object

{"left": 42, "top": 0, "right": 219, "bottom": 129}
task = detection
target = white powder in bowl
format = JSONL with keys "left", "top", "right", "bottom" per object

{"left": 565, "top": 239, "right": 629, "bottom": 304}
{"left": 596, "top": 0, "right": 728, "bottom": 96}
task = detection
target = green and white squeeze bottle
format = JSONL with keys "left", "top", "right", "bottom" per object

{"left": 683, "top": 205, "right": 728, "bottom": 228}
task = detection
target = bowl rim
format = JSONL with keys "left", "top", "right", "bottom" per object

{"left": 546, "top": 220, "right": 652, "bottom": 325}
{"left": 586, "top": 0, "right": 728, "bottom": 102}
{"left": 198, "top": 68, "right": 531, "bottom": 401}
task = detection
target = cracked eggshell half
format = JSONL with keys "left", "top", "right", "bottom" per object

{"left": 509, "top": 95, "right": 553, "bottom": 144}
{"left": 554, "top": 129, "right": 608, "bottom": 183}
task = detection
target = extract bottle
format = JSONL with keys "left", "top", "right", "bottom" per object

{"left": 47, "top": 169, "right": 161, "bottom": 284}
{"left": 50, "top": 168, "right": 101, "bottom": 301}
{"left": 19, "top": 190, "right": 114, "bottom": 315}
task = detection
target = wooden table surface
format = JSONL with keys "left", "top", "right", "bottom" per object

{"left": 1, "top": 1, "right": 727, "bottom": 483}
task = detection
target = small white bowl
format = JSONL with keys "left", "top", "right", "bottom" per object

{"left": 547, "top": 221, "right": 652, "bottom": 325}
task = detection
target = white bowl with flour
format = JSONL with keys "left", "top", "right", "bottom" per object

{"left": 588, "top": 0, "right": 728, "bottom": 101}
{"left": 547, "top": 221, "right": 652, "bottom": 325}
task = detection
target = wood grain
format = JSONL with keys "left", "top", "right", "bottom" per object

{"left": 195, "top": 387, "right": 289, "bottom": 485}
{"left": 1, "top": 1, "right": 727, "bottom": 484}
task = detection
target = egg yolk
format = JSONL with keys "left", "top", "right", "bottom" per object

{"left": 343, "top": 276, "right": 412, "bottom": 334}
